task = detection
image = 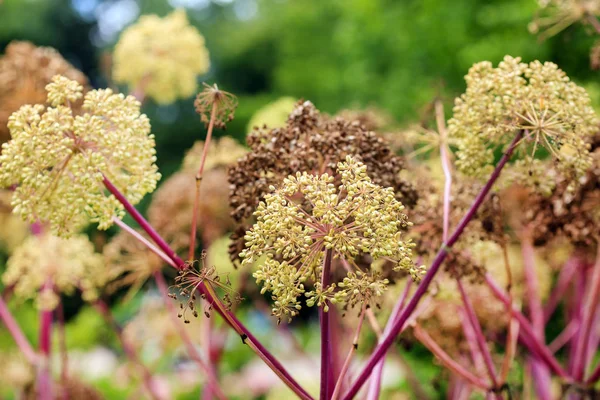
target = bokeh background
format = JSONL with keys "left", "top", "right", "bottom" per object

{"left": 0, "top": 0, "right": 598, "bottom": 398}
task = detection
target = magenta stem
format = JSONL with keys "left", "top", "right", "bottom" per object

{"left": 365, "top": 280, "right": 412, "bottom": 400}
{"left": 457, "top": 279, "right": 498, "bottom": 387}
{"left": 103, "top": 176, "right": 313, "bottom": 400}
{"left": 320, "top": 249, "right": 333, "bottom": 400}
{"left": 38, "top": 299, "right": 53, "bottom": 400}
{"left": 0, "top": 295, "right": 37, "bottom": 364}
{"left": 93, "top": 300, "right": 163, "bottom": 400}
{"left": 341, "top": 131, "right": 524, "bottom": 400}
{"left": 544, "top": 257, "right": 579, "bottom": 322}
{"left": 484, "top": 274, "right": 569, "bottom": 379}
{"left": 572, "top": 249, "right": 600, "bottom": 381}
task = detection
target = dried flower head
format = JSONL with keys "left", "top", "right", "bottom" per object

{"left": 2, "top": 233, "right": 105, "bottom": 310}
{"left": 103, "top": 229, "right": 165, "bottom": 300}
{"left": 449, "top": 56, "right": 598, "bottom": 193}
{"left": 247, "top": 97, "right": 297, "bottom": 132}
{"left": 228, "top": 101, "right": 417, "bottom": 263}
{"left": 148, "top": 137, "right": 246, "bottom": 248}
{"left": 0, "top": 75, "right": 161, "bottom": 236}
{"left": 0, "top": 41, "right": 88, "bottom": 148}
{"left": 505, "top": 136, "right": 600, "bottom": 248}
{"left": 113, "top": 9, "right": 210, "bottom": 104}
{"left": 170, "top": 251, "right": 241, "bottom": 323}
{"left": 530, "top": 0, "right": 600, "bottom": 39}
{"left": 194, "top": 83, "right": 238, "bottom": 129}
{"left": 240, "top": 156, "right": 422, "bottom": 322}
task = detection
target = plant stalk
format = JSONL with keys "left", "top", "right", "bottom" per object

{"left": 320, "top": 249, "right": 334, "bottom": 400}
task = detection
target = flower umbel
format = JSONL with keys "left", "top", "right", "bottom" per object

{"left": 194, "top": 83, "right": 238, "bottom": 129}
{"left": 112, "top": 9, "right": 210, "bottom": 104}
{"left": 0, "top": 75, "right": 161, "bottom": 236}
{"left": 241, "top": 156, "right": 422, "bottom": 323}
{"left": 2, "top": 233, "right": 105, "bottom": 310}
{"left": 448, "top": 56, "right": 598, "bottom": 192}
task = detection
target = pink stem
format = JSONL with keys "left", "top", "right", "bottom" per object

{"left": 153, "top": 272, "right": 227, "bottom": 400}
{"left": 544, "top": 257, "right": 579, "bottom": 322}
{"left": 0, "top": 295, "right": 37, "bottom": 364}
{"left": 459, "top": 308, "right": 486, "bottom": 374}
{"left": 567, "top": 268, "right": 586, "bottom": 375}
{"left": 365, "top": 280, "right": 412, "bottom": 400}
{"left": 572, "top": 249, "right": 600, "bottom": 381}
{"left": 457, "top": 279, "right": 498, "bottom": 387}
{"left": 37, "top": 280, "right": 54, "bottom": 400}
{"left": 57, "top": 301, "right": 69, "bottom": 400}
{"left": 484, "top": 274, "right": 569, "bottom": 379}
{"left": 320, "top": 249, "right": 333, "bottom": 400}
{"left": 341, "top": 131, "right": 524, "bottom": 400}
{"left": 103, "top": 177, "right": 313, "bottom": 400}
{"left": 549, "top": 320, "right": 579, "bottom": 354}
{"left": 521, "top": 232, "right": 552, "bottom": 396}
{"left": 93, "top": 300, "right": 163, "bottom": 400}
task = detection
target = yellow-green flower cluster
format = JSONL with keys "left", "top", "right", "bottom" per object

{"left": 0, "top": 75, "right": 160, "bottom": 236}
{"left": 247, "top": 97, "right": 297, "bottom": 132}
{"left": 241, "top": 156, "right": 421, "bottom": 322}
{"left": 448, "top": 56, "right": 598, "bottom": 192}
{"left": 113, "top": 9, "right": 210, "bottom": 104}
{"left": 2, "top": 233, "right": 105, "bottom": 310}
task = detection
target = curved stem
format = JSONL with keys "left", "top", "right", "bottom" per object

{"left": 37, "top": 280, "right": 53, "bottom": 400}
{"left": 341, "top": 131, "right": 524, "bottom": 400}
{"left": 0, "top": 295, "right": 37, "bottom": 364}
{"left": 103, "top": 177, "right": 313, "bottom": 400}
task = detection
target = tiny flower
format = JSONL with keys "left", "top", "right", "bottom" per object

{"left": 448, "top": 56, "right": 598, "bottom": 193}
{"left": 241, "top": 156, "right": 421, "bottom": 322}
{"left": 112, "top": 9, "right": 210, "bottom": 104}
{"left": 2, "top": 233, "right": 105, "bottom": 310}
{"left": 0, "top": 75, "right": 161, "bottom": 236}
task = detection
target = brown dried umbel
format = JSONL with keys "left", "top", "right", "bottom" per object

{"left": 23, "top": 377, "right": 104, "bottom": 400}
{"left": 194, "top": 83, "right": 238, "bottom": 129}
{"left": 0, "top": 41, "right": 88, "bottom": 147}
{"left": 228, "top": 100, "right": 417, "bottom": 263}
{"left": 507, "top": 137, "right": 600, "bottom": 250}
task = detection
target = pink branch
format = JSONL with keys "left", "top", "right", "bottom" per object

{"left": 544, "top": 257, "right": 579, "bottom": 322}
{"left": 37, "top": 280, "right": 54, "bottom": 400}
{"left": 320, "top": 249, "right": 334, "bottom": 400}
{"left": 0, "top": 295, "right": 37, "bottom": 364}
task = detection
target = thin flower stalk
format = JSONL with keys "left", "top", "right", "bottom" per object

{"left": 341, "top": 131, "right": 523, "bottom": 400}
{"left": 544, "top": 257, "right": 580, "bottom": 322}
{"left": 414, "top": 324, "right": 489, "bottom": 390}
{"left": 456, "top": 280, "right": 499, "bottom": 388}
{"left": 585, "top": 358, "right": 600, "bottom": 384}
{"left": 37, "top": 279, "right": 53, "bottom": 400}
{"left": 57, "top": 301, "right": 68, "bottom": 400}
{"left": 365, "top": 280, "right": 413, "bottom": 400}
{"left": 459, "top": 307, "right": 486, "bottom": 376}
{"left": 320, "top": 249, "right": 334, "bottom": 400}
{"left": 102, "top": 176, "right": 313, "bottom": 400}
{"left": 484, "top": 274, "right": 570, "bottom": 379}
{"left": 572, "top": 248, "right": 600, "bottom": 381}
{"left": 521, "top": 229, "right": 552, "bottom": 397}
{"left": 331, "top": 304, "right": 366, "bottom": 400}
{"left": 93, "top": 300, "right": 163, "bottom": 400}
{"left": 549, "top": 320, "right": 579, "bottom": 354}
{"left": 567, "top": 268, "right": 586, "bottom": 375}
{"left": 498, "top": 240, "right": 518, "bottom": 385}
{"left": 0, "top": 294, "right": 37, "bottom": 364}
{"left": 188, "top": 103, "right": 218, "bottom": 262}
{"left": 153, "top": 271, "right": 226, "bottom": 400}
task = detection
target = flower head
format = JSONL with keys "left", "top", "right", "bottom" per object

{"left": 530, "top": 0, "right": 600, "bottom": 40}
{"left": 113, "top": 9, "right": 210, "bottom": 104}
{"left": 241, "top": 156, "right": 422, "bottom": 322}
{"left": 247, "top": 97, "right": 297, "bottom": 132}
{"left": 449, "top": 56, "right": 598, "bottom": 192}
{"left": 2, "top": 233, "right": 105, "bottom": 310}
{"left": 0, "top": 41, "right": 88, "bottom": 148}
{"left": 194, "top": 83, "right": 238, "bottom": 129}
{"left": 0, "top": 75, "right": 161, "bottom": 236}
